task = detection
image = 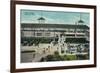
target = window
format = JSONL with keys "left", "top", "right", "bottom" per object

{"left": 45, "top": 33, "right": 50, "bottom": 36}
{"left": 68, "top": 29, "right": 74, "bottom": 33}
{"left": 37, "top": 33, "right": 42, "bottom": 36}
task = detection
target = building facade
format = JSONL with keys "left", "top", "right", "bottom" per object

{"left": 21, "top": 23, "right": 89, "bottom": 39}
{"left": 21, "top": 22, "right": 89, "bottom": 55}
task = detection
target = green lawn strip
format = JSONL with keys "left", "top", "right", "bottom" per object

{"left": 43, "top": 51, "right": 77, "bottom": 61}
{"left": 21, "top": 50, "right": 35, "bottom": 53}
{"left": 62, "top": 55, "right": 77, "bottom": 60}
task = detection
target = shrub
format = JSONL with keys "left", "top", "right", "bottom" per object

{"left": 61, "top": 55, "right": 77, "bottom": 60}
{"left": 76, "top": 54, "right": 89, "bottom": 60}
{"left": 54, "top": 51, "right": 59, "bottom": 55}
{"left": 40, "top": 57, "right": 45, "bottom": 62}
{"left": 61, "top": 50, "right": 64, "bottom": 53}
{"left": 66, "top": 55, "right": 77, "bottom": 60}
{"left": 46, "top": 55, "right": 54, "bottom": 61}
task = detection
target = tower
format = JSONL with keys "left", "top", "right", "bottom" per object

{"left": 37, "top": 11, "right": 45, "bottom": 24}
{"left": 37, "top": 17, "right": 45, "bottom": 24}
{"left": 78, "top": 13, "right": 84, "bottom": 25}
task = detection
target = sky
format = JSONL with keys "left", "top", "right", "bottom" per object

{"left": 20, "top": 9, "right": 90, "bottom": 26}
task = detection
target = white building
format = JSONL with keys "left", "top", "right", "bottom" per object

{"left": 21, "top": 17, "right": 89, "bottom": 55}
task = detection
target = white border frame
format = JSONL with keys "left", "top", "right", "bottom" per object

{"left": 16, "top": 4, "right": 94, "bottom": 69}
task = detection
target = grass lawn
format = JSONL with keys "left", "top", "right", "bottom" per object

{"left": 40, "top": 51, "right": 77, "bottom": 61}
{"left": 62, "top": 55, "right": 77, "bottom": 61}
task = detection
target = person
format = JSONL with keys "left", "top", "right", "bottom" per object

{"left": 43, "top": 48, "right": 45, "bottom": 54}
{"left": 33, "top": 53, "right": 35, "bottom": 58}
